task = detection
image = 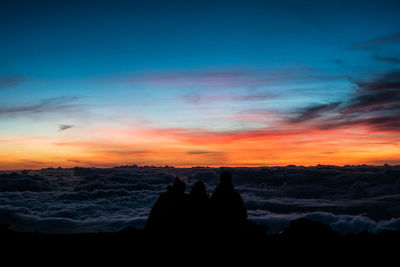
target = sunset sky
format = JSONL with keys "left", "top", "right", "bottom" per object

{"left": 1, "top": 0, "right": 400, "bottom": 169}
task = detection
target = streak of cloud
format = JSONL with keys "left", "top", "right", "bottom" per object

{"left": 182, "top": 92, "right": 277, "bottom": 104}
{"left": 0, "top": 96, "right": 83, "bottom": 117}
{"left": 186, "top": 150, "right": 223, "bottom": 155}
{"left": 288, "top": 70, "right": 400, "bottom": 132}
{"left": 58, "top": 124, "right": 74, "bottom": 131}
{"left": 0, "top": 76, "right": 28, "bottom": 89}
{"left": 104, "top": 68, "right": 346, "bottom": 89}
{"left": 373, "top": 55, "right": 400, "bottom": 64}
{"left": 354, "top": 32, "right": 400, "bottom": 49}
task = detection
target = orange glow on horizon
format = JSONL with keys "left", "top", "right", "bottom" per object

{"left": 1, "top": 124, "right": 399, "bottom": 170}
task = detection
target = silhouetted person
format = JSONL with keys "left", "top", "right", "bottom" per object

{"left": 145, "top": 177, "right": 189, "bottom": 234}
{"left": 211, "top": 171, "right": 247, "bottom": 232}
{"left": 188, "top": 181, "right": 212, "bottom": 234}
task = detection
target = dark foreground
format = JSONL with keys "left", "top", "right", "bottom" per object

{"left": 1, "top": 219, "right": 399, "bottom": 263}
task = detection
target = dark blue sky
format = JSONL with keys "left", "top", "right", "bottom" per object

{"left": 1, "top": 0, "right": 400, "bottom": 168}
{"left": 1, "top": 0, "right": 399, "bottom": 78}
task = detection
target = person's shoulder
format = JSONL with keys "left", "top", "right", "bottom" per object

{"left": 158, "top": 191, "right": 170, "bottom": 200}
{"left": 232, "top": 189, "right": 243, "bottom": 198}
{"left": 213, "top": 185, "right": 223, "bottom": 193}
{"left": 211, "top": 186, "right": 221, "bottom": 198}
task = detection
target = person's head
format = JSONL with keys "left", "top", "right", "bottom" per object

{"left": 219, "top": 171, "right": 232, "bottom": 186}
{"left": 172, "top": 177, "right": 186, "bottom": 193}
{"left": 190, "top": 181, "right": 207, "bottom": 198}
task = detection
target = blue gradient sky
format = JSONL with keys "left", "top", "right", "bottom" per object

{"left": 1, "top": 0, "right": 400, "bottom": 169}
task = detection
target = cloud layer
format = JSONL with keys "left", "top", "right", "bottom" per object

{"left": 1, "top": 165, "right": 400, "bottom": 234}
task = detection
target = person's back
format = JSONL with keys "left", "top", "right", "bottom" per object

{"left": 145, "top": 177, "right": 189, "bottom": 234}
{"left": 211, "top": 171, "right": 247, "bottom": 231}
{"left": 188, "top": 181, "right": 212, "bottom": 233}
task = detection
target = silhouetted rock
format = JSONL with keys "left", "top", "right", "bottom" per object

{"left": 0, "top": 223, "right": 10, "bottom": 234}
{"left": 282, "top": 218, "right": 339, "bottom": 240}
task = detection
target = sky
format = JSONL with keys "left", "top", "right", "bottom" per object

{"left": 0, "top": 0, "right": 400, "bottom": 169}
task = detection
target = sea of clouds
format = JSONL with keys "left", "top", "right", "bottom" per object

{"left": 1, "top": 165, "right": 400, "bottom": 234}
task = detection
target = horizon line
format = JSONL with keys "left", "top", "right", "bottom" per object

{"left": 1, "top": 163, "right": 398, "bottom": 172}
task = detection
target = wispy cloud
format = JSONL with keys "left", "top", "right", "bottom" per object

{"left": 0, "top": 76, "right": 28, "bottom": 89}
{"left": 186, "top": 150, "right": 223, "bottom": 155}
{"left": 288, "top": 70, "right": 400, "bottom": 132}
{"left": 373, "top": 55, "right": 400, "bottom": 64}
{"left": 104, "top": 68, "right": 345, "bottom": 89}
{"left": 182, "top": 92, "right": 277, "bottom": 104}
{"left": 354, "top": 33, "right": 400, "bottom": 49}
{"left": 0, "top": 96, "right": 84, "bottom": 117}
{"left": 58, "top": 124, "right": 74, "bottom": 131}
{"left": 290, "top": 102, "right": 340, "bottom": 123}
{"left": 229, "top": 109, "right": 281, "bottom": 123}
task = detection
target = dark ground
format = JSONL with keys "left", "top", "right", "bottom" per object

{"left": 1, "top": 218, "right": 399, "bottom": 264}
